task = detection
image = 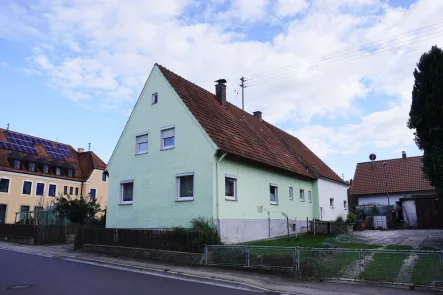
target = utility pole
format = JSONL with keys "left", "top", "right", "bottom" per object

{"left": 6, "top": 123, "right": 9, "bottom": 130}
{"left": 383, "top": 161, "right": 390, "bottom": 206}
{"left": 240, "top": 77, "right": 245, "bottom": 119}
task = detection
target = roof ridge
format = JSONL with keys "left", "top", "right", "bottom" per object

{"left": 357, "top": 155, "right": 423, "bottom": 164}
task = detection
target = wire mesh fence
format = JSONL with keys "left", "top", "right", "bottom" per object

{"left": 205, "top": 245, "right": 443, "bottom": 287}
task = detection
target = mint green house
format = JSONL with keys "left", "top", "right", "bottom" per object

{"left": 106, "top": 64, "right": 348, "bottom": 243}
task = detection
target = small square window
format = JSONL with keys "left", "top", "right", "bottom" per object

{"left": 28, "top": 162, "right": 36, "bottom": 172}
{"left": 300, "top": 189, "right": 305, "bottom": 202}
{"left": 48, "top": 184, "right": 57, "bottom": 197}
{"left": 56, "top": 167, "right": 61, "bottom": 176}
{"left": 161, "top": 127, "right": 175, "bottom": 150}
{"left": 136, "top": 133, "right": 148, "bottom": 154}
{"left": 177, "top": 173, "right": 194, "bottom": 201}
{"left": 330, "top": 198, "right": 335, "bottom": 208}
{"left": 225, "top": 176, "right": 237, "bottom": 200}
{"left": 13, "top": 160, "right": 21, "bottom": 169}
{"left": 344, "top": 200, "right": 347, "bottom": 209}
{"left": 308, "top": 191, "right": 312, "bottom": 203}
{"left": 36, "top": 183, "right": 45, "bottom": 196}
{"left": 43, "top": 165, "right": 49, "bottom": 174}
{"left": 121, "top": 181, "right": 134, "bottom": 204}
{"left": 69, "top": 187, "right": 73, "bottom": 195}
{"left": 270, "top": 184, "right": 278, "bottom": 205}
{"left": 90, "top": 188, "right": 96, "bottom": 200}
{"left": 68, "top": 169, "right": 74, "bottom": 178}
{"left": 289, "top": 187, "right": 293, "bottom": 200}
{"left": 75, "top": 187, "right": 79, "bottom": 196}
{"left": 22, "top": 181, "right": 32, "bottom": 195}
{"left": 0, "top": 178, "right": 10, "bottom": 193}
{"left": 152, "top": 93, "right": 158, "bottom": 104}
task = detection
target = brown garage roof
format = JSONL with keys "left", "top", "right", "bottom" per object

{"left": 157, "top": 64, "right": 342, "bottom": 181}
{"left": 0, "top": 128, "right": 106, "bottom": 181}
{"left": 350, "top": 156, "right": 434, "bottom": 196}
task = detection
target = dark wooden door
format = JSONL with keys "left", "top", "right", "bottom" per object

{"left": 416, "top": 198, "right": 443, "bottom": 229}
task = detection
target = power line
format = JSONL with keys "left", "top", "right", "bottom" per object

{"left": 245, "top": 30, "right": 443, "bottom": 88}
{"left": 247, "top": 22, "right": 443, "bottom": 83}
{"left": 246, "top": 21, "right": 443, "bottom": 81}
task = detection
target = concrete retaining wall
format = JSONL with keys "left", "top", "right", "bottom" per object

{"left": 81, "top": 244, "right": 204, "bottom": 265}
{"left": 0, "top": 235, "right": 34, "bottom": 245}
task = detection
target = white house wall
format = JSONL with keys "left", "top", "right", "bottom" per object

{"left": 317, "top": 178, "right": 349, "bottom": 221}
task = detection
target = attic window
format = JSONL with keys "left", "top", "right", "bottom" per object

{"left": 56, "top": 167, "right": 61, "bottom": 176}
{"left": 152, "top": 93, "right": 158, "bottom": 104}
{"left": 68, "top": 169, "right": 74, "bottom": 178}
{"left": 43, "top": 165, "right": 49, "bottom": 174}
{"left": 13, "top": 160, "right": 21, "bottom": 170}
{"left": 28, "top": 162, "right": 36, "bottom": 172}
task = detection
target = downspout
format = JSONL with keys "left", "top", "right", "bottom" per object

{"left": 216, "top": 152, "right": 227, "bottom": 237}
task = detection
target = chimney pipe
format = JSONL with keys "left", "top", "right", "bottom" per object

{"left": 253, "top": 111, "right": 262, "bottom": 120}
{"left": 78, "top": 148, "right": 84, "bottom": 153}
{"left": 215, "top": 79, "right": 227, "bottom": 105}
{"left": 402, "top": 151, "right": 406, "bottom": 159}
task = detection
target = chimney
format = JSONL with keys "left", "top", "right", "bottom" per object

{"left": 215, "top": 79, "right": 227, "bottom": 105}
{"left": 402, "top": 151, "right": 406, "bottom": 159}
{"left": 253, "top": 111, "right": 262, "bottom": 120}
{"left": 78, "top": 148, "right": 84, "bottom": 153}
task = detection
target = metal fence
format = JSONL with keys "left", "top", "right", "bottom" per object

{"left": 205, "top": 245, "right": 443, "bottom": 287}
{"left": 75, "top": 228, "right": 206, "bottom": 253}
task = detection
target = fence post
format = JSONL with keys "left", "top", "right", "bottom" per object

{"left": 246, "top": 247, "right": 250, "bottom": 267}
{"left": 359, "top": 250, "right": 363, "bottom": 279}
{"left": 204, "top": 245, "right": 208, "bottom": 265}
{"left": 293, "top": 247, "right": 296, "bottom": 271}
{"left": 297, "top": 247, "right": 300, "bottom": 273}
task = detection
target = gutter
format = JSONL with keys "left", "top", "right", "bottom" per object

{"left": 216, "top": 152, "right": 227, "bottom": 236}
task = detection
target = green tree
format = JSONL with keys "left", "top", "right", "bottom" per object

{"left": 408, "top": 46, "right": 443, "bottom": 197}
{"left": 53, "top": 194, "right": 101, "bottom": 224}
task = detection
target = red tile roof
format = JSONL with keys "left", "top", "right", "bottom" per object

{"left": 0, "top": 128, "right": 106, "bottom": 181}
{"left": 350, "top": 156, "right": 434, "bottom": 196}
{"left": 157, "top": 64, "right": 341, "bottom": 181}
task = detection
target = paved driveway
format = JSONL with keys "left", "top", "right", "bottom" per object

{"left": 353, "top": 229, "right": 443, "bottom": 248}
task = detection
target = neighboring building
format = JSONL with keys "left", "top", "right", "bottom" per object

{"left": 349, "top": 153, "right": 439, "bottom": 228}
{"left": 106, "top": 64, "right": 348, "bottom": 243}
{"left": 0, "top": 129, "right": 108, "bottom": 224}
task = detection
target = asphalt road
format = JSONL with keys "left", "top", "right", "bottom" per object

{"left": 0, "top": 249, "right": 260, "bottom": 295}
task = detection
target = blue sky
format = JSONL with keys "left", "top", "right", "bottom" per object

{"left": 1, "top": 0, "right": 442, "bottom": 180}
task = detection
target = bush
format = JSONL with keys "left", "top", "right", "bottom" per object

{"left": 346, "top": 212, "right": 356, "bottom": 224}
{"left": 190, "top": 216, "right": 221, "bottom": 245}
{"left": 335, "top": 216, "right": 344, "bottom": 223}
{"left": 172, "top": 226, "right": 188, "bottom": 235}
{"left": 334, "top": 234, "right": 352, "bottom": 243}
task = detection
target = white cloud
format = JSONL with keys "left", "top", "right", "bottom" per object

{"left": 274, "top": 0, "right": 309, "bottom": 17}
{"left": 217, "top": 0, "right": 270, "bottom": 22}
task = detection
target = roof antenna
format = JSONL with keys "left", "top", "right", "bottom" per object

{"left": 88, "top": 143, "right": 91, "bottom": 151}
{"left": 6, "top": 123, "right": 9, "bottom": 130}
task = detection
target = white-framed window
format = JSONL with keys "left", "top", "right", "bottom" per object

{"left": 64, "top": 186, "right": 68, "bottom": 195}
{"left": 43, "top": 165, "right": 49, "bottom": 174}
{"left": 68, "top": 169, "right": 74, "bottom": 178}
{"left": 28, "top": 162, "right": 36, "bottom": 172}
{"left": 13, "top": 160, "right": 21, "bottom": 169}
{"left": 102, "top": 172, "right": 107, "bottom": 182}
{"left": 308, "top": 191, "right": 312, "bottom": 203}
{"left": 300, "top": 189, "right": 305, "bottom": 202}
{"left": 90, "top": 188, "right": 97, "bottom": 200}
{"left": 225, "top": 175, "right": 237, "bottom": 200}
{"left": 289, "top": 187, "right": 293, "bottom": 200}
{"left": 69, "top": 187, "right": 73, "bottom": 195}
{"left": 48, "top": 184, "right": 57, "bottom": 197}
{"left": 176, "top": 172, "right": 194, "bottom": 201}
{"left": 22, "top": 180, "right": 32, "bottom": 196}
{"left": 36, "top": 182, "right": 45, "bottom": 196}
{"left": 161, "top": 126, "right": 175, "bottom": 150}
{"left": 136, "top": 132, "right": 148, "bottom": 154}
{"left": 152, "top": 93, "right": 158, "bottom": 104}
{"left": 0, "top": 178, "right": 11, "bottom": 194}
{"left": 270, "top": 184, "right": 278, "bottom": 205}
{"left": 344, "top": 200, "right": 348, "bottom": 210}
{"left": 75, "top": 187, "right": 79, "bottom": 196}
{"left": 330, "top": 198, "right": 335, "bottom": 208}
{"left": 120, "top": 180, "right": 134, "bottom": 204}
{"left": 56, "top": 167, "right": 61, "bottom": 176}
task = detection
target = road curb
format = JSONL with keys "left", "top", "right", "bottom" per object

{"left": 0, "top": 245, "right": 298, "bottom": 294}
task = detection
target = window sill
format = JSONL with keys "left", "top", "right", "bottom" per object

{"left": 300, "top": 200, "right": 305, "bottom": 202}
{"left": 135, "top": 152, "right": 148, "bottom": 156}
{"left": 176, "top": 197, "right": 194, "bottom": 202}
{"left": 344, "top": 208, "right": 348, "bottom": 210}
{"left": 119, "top": 202, "right": 133, "bottom": 206}
{"left": 161, "top": 146, "right": 175, "bottom": 151}
{"left": 270, "top": 201, "right": 278, "bottom": 205}
{"left": 330, "top": 207, "right": 335, "bottom": 209}
{"left": 225, "top": 196, "right": 237, "bottom": 201}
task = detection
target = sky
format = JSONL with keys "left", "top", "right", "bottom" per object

{"left": 0, "top": 0, "right": 442, "bottom": 180}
